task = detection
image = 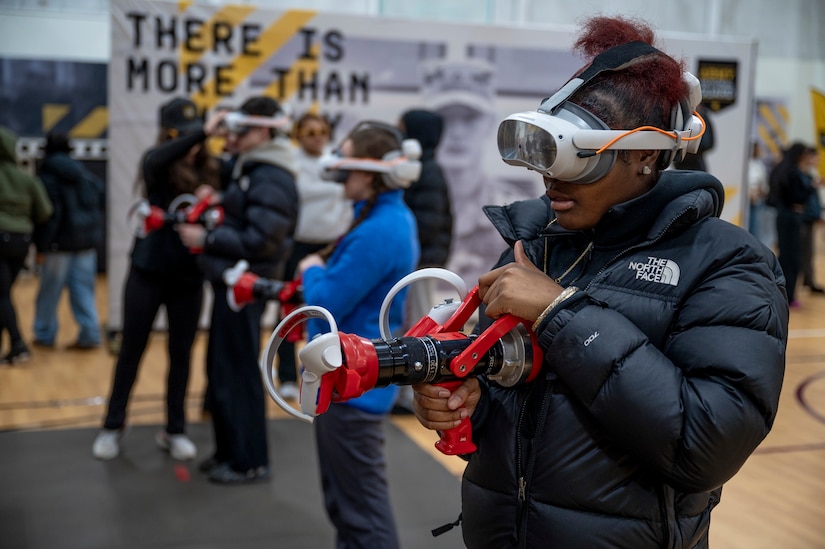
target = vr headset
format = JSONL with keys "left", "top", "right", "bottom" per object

{"left": 497, "top": 41, "right": 705, "bottom": 184}
{"left": 319, "top": 120, "right": 423, "bottom": 189}
{"left": 223, "top": 111, "right": 291, "bottom": 135}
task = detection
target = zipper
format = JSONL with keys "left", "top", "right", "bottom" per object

{"left": 515, "top": 375, "right": 554, "bottom": 547}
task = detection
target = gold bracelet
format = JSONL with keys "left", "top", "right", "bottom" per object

{"left": 532, "top": 286, "right": 579, "bottom": 332}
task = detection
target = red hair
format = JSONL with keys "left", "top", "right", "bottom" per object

{"left": 569, "top": 16, "right": 687, "bottom": 130}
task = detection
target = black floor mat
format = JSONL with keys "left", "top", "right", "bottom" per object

{"left": 0, "top": 419, "right": 464, "bottom": 549}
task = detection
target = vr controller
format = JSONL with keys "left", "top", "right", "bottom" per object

{"left": 259, "top": 269, "right": 544, "bottom": 455}
{"left": 127, "top": 191, "right": 223, "bottom": 253}
{"left": 223, "top": 260, "right": 304, "bottom": 341}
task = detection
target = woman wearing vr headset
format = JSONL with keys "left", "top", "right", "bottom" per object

{"left": 412, "top": 16, "right": 787, "bottom": 548}
{"left": 93, "top": 97, "right": 222, "bottom": 462}
{"left": 178, "top": 96, "right": 299, "bottom": 484}
{"left": 297, "top": 121, "right": 420, "bottom": 549}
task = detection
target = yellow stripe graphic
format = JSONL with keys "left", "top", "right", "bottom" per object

{"left": 69, "top": 107, "right": 109, "bottom": 139}
{"left": 179, "top": 5, "right": 257, "bottom": 74}
{"left": 811, "top": 88, "right": 825, "bottom": 175}
{"left": 759, "top": 103, "right": 787, "bottom": 146}
{"left": 42, "top": 104, "right": 70, "bottom": 133}
{"left": 190, "top": 10, "right": 317, "bottom": 111}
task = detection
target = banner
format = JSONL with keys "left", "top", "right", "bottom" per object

{"left": 108, "top": 0, "right": 756, "bottom": 329}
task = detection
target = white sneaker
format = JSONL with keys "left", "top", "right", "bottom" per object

{"left": 156, "top": 431, "right": 197, "bottom": 461}
{"left": 280, "top": 381, "right": 300, "bottom": 401}
{"left": 93, "top": 427, "right": 126, "bottom": 460}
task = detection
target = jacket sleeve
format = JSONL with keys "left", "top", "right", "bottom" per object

{"left": 30, "top": 175, "right": 54, "bottom": 225}
{"left": 205, "top": 164, "right": 297, "bottom": 263}
{"left": 33, "top": 172, "right": 61, "bottom": 251}
{"left": 142, "top": 131, "right": 207, "bottom": 196}
{"left": 536, "top": 251, "right": 787, "bottom": 493}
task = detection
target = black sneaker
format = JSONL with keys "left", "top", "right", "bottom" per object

{"left": 197, "top": 456, "right": 224, "bottom": 474}
{"left": 1, "top": 344, "right": 31, "bottom": 365}
{"left": 208, "top": 463, "right": 270, "bottom": 484}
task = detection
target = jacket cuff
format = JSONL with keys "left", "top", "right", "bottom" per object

{"left": 534, "top": 292, "right": 595, "bottom": 347}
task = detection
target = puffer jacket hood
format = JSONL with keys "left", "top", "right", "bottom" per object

{"left": 401, "top": 110, "right": 443, "bottom": 158}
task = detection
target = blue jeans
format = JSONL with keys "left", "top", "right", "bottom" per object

{"left": 34, "top": 249, "right": 101, "bottom": 345}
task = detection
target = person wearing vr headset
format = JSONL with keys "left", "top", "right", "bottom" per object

{"left": 93, "top": 97, "right": 222, "bottom": 462}
{"left": 296, "top": 120, "right": 421, "bottom": 549}
{"left": 275, "top": 112, "right": 352, "bottom": 402}
{"left": 411, "top": 16, "right": 787, "bottom": 548}
{"left": 178, "top": 96, "right": 299, "bottom": 484}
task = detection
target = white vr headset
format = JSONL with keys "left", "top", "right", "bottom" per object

{"left": 319, "top": 122, "right": 423, "bottom": 189}
{"left": 497, "top": 41, "right": 706, "bottom": 184}
{"left": 223, "top": 111, "right": 291, "bottom": 135}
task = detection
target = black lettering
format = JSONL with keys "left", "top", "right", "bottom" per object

{"left": 350, "top": 73, "right": 369, "bottom": 103}
{"left": 184, "top": 18, "right": 205, "bottom": 53}
{"left": 324, "top": 72, "right": 343, "bottom": 102}
{"left": 241, "top": 24, "right": 261, "bottom": 56}
{"left": 299, "top": 28, "right": 316, "bottom": 59}
{"left": 271, "top": 68, "right": 289, "bottom": 98}
{"left": 127, "top": 12, "right": 147, "bottom": 48}
{"left": 155, "top": 15, "right": 177, "bottom": 49}
{"left": 127, "top": 57, "right": 150, "bottom": 91}
{"left": 213, "top": 21, "right": 234, "bottom": 54}
{"left": 156, "top": 59, "right": 178, "bottom": 92}
{"left": 298, "top": 70, "right": 319, "bottom": 101}
{"left": 324, "top": 30, "right": 344, "bottom": 62}
{"left": 326, "top": 112, "right": 343, "bottom": 139}
{"left": 214, "top": 65, "right": 233, "bottom": 97}
{"left": 185, "top": 63, "right": 207, "bottom": 93}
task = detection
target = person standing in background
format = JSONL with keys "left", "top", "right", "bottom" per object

{"left": 800, "top": 146, "right": 823, "bottom": 293}
{"left": 298, "top": 121, "right": 420, "bottom": 548}
{"left": 394, "top": 108, "right": 453, "bottom": 414}
{"left": 747, "top": 141, "right": 770, "bottom": 244}
{"left": 0, "top": 126, "right": 53, "bottom": 365}
{"left": 33, "top": 132, "right": 104, "bottom": 350}
{"left": 769, "top": 142, "right": 818, "bottom": 307}
{"left": 92, "top": 98, "right": 223, "bottom": 461}
{"left": 178, "top": 96, "right": 299, "bottom": 484}
{"left": 276, "top": 112, "right": 352, "bottom": 401}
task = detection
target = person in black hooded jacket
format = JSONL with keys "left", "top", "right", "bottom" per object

{"left": 412, "top": 16, "right": 787, "bottom": 549}
{"left": 33, "top": 132, "right": 104, "bottom": 349}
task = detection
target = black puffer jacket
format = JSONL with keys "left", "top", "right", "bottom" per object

{"left": 199, "top": 138, "right": 298, "bottom": 282}
{"left": 401, "top": 109, "right": 453, "bottom": 268}
{"left": 462, "top": 170, "right": 787, "bottom": 548}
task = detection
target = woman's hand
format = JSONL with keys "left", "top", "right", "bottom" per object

{"left": 176, "top": 223, "right": 206, "bottom": 249}
{"left": 478, "top": 240, "right": 562, "bottom": 323}
{"left": 412, "top": 378, "right": 481, "bottom": 431}
{"left": 298, "top": 253, "right": 325, "bottom": 274}
{"left": 204, "top": 109, "right": 229, "bottom": 137}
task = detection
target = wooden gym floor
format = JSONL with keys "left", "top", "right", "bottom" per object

{"left": 1, "top": 230, "right": 824, "bottom": 548}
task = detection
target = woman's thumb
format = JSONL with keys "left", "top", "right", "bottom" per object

{"left": 514, "top": 240, "right": 532, "bottom": 266}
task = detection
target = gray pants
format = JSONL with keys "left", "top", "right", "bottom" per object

{"left": 314, "top": 404, "right": 399, "bottom": 549}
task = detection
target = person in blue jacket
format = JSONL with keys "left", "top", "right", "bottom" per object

{"left": 298, "top": 120, "right": 420, "bottom": 549}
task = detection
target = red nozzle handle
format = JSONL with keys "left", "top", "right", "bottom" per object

{"left": 433, "top": 380, "right": 477, "bottom": 455}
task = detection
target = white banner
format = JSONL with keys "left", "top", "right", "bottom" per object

{"left": 108, "top": 0, "right": 755, "bottom": 329}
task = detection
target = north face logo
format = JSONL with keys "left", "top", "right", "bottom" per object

{"left": 628, "top": 257, "right": 681, "bottom": 286}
